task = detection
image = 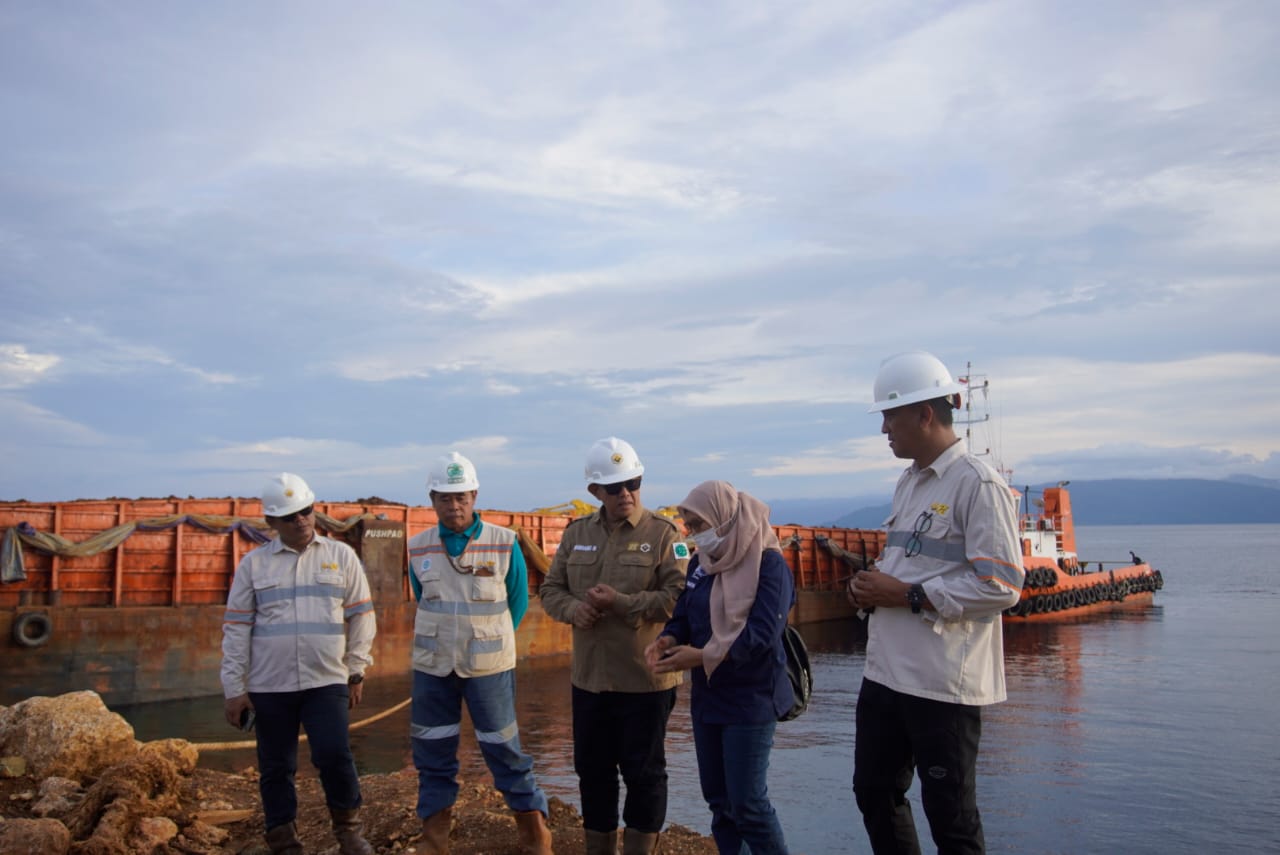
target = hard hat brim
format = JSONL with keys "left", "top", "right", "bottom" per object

{"left": 868, "top": 383, "right": 965, "bottom": 413}
{"left": 430, "top": 482, "right": 478, "bottom": 493}
{"left": 586, "top": 465, "right": 645, "bottom": 486}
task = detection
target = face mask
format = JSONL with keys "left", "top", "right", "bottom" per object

{"left": 690, "top": 528, "right": 724, "bottom": 553}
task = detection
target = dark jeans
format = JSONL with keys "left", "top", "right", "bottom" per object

{"left": 251, "top": 684, "right": 362, "bottom": 831}
{"left": 853, "top": 678, "right": 984, "bottom": 855}
{"left": 693, "top": 718, "right": 789, "bottom": 855}
{"left": 572, "top": 685, "right": 676, "bottom": 833}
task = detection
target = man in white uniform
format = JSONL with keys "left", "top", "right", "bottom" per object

{"left": 221, "top": 472, "right": 376, "bottom": 855}
{"left": 849, "top": 352, "right": 1024, "bottom": 855}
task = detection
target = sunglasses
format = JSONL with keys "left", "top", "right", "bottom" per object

{"left": 277, "top": 505, "right": 315, "bottom": 523}
{"left": 601, "top": 477, "right": 642, "bottom": 496}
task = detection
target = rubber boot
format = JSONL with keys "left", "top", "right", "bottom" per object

{"left": 622, "top": 827, "right": 661, "bottom": 855}
{"left": 329, "top": 806, "right": 374, "bottom": 855}
{"left": 584, "top": 827, "right": 619, "bottom": 855}
{"left": 420, "top": 807, "right": 453, "bottom": 855}
{"left": 264, "top": 821, "right": 303, "bottom": 855}
{"left": 515, "top": 809, "right": 555, "bottom": 855}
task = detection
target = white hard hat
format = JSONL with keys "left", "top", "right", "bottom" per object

{"left": 584, "top": 436, "right": 645, "bottom": 485}
{"left": 427, "top": 451, "right": 480, "bottom": 493}
{"left": 868, "top": 351, "right": 966, "bottom": 413}
{"left": 262, "top": 472, "right": 316, "bottom": 517}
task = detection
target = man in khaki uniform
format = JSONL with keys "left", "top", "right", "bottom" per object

{"left": 540, "top": 437, "right": 689, "bottom": 855}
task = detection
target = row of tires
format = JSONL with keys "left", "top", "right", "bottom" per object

{"left": 1023, "top": 566, "right": 1061, "bottom": 589}
{"left": 1005, "top": 571, "right": 1164, "bottom": 617}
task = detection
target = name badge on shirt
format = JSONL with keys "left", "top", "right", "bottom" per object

{"left": 574, "top": 544, "right": 598, "bottom": 552}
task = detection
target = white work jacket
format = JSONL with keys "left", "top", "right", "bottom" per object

{"left": 220, "top": 534, "right": 376, "bottom": 697}
{"left": 865, "top": 439, "right": 1024, "bottom": 706}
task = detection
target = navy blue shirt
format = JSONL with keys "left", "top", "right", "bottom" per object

{"left": 661, "top": 548, "right": 796, "bottom": 724}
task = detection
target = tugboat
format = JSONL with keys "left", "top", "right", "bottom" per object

{"left": 1003, "top": 481, "right": 1163, "bottom": 619}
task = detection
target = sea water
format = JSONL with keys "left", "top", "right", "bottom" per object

{"left": 119, "top": 524, "right": 1280, "bottom": 854}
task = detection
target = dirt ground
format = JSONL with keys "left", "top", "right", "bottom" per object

{"left": 1, "top": 762, "right": 719, "bottom": 854}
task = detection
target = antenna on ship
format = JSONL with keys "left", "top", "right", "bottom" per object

{"left": 955, "top": 361, "right": 991, "bottom": 455}
{"left": 955, "top": 361, "right": 1012, "bottom": 483}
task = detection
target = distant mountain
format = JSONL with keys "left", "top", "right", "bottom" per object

{"left": 765, "top": 496, "right": 887, "bottom": 527}
{"left": 832, "top": 504, "right": 892, "bottom": 529}
{"left": 827, "top": 478, "right": 1280, "bottom": 528}
{"left": 1225, "top": 474, "right": 1280, "bottom": 490}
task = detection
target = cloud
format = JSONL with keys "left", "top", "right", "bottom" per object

{"left": 1, "top": 2, "right": 1278, "bottom": 509}
{"left": 0, "top": 345, "right": 59, "bottom": 389}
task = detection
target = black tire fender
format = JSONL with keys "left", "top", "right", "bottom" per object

{"left": 12, "top": 612, "right": 52, "bottom": 648}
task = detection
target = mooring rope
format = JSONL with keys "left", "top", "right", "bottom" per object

{"left": 193, "top": 697, "right": 412, "bottom": 752}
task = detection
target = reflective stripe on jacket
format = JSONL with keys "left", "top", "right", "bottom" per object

{"left": 409, "top": 522, "right": 517, "bottom": 677}
{"left": 220, "top": 535, "right": 376, "bottom": 697}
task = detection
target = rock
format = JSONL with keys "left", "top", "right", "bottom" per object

{"left": 63, "top": 741, "right": 188, "bottom": 844}
{"left": 177, "top": 818, "right": 231, "bottom": 850}
{"left": 138, "top": 738, "right": 199, "bottom": 775}
{"left": 0, "top": 691, "right": 136, "bottom": 782}
{"left": 0, "top": 816, "right": 72, "bottom": 854}
{"left": 128, "top": 815, "right": 179, "bottom": 853}
{"left": 31, "top": 775, "right": 82, "bottom": 817}
{"left": 0, "top": 755, "right": 26, "bottom": 777}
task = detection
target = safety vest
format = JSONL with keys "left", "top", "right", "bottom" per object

{"left": 408, "top": 524, "right": 516, "bottom": 678}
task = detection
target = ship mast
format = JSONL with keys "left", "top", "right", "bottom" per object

{"left": 954, "top": 362, "right": 1012, "bottom": 483}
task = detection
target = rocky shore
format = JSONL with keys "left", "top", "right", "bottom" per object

{"left": 0, "top": 691, "right": 717, "bottom": 854}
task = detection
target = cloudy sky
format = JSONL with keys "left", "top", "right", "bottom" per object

{"left": 2, "top": 1, "right": 1278, "bottom": 515}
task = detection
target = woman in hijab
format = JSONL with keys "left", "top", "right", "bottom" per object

{"left": 644, "top": 480, "right": 794, "bottom": 855}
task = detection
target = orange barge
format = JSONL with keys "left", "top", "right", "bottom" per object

{"left": 1, "top": 498, "right": 876, "bottom": 706}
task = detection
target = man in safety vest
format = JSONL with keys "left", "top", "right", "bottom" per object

{"left": 540, "top": 437, "right": 688, "bottom": 855}
{"left": 848, "top": 352, "right": 1024, "bottom": 855}
{"left": 408, "top": 452, "right": 553, "bottom": 855}
{"left": 221, "top": 472, "right": 377, "bottom": 855}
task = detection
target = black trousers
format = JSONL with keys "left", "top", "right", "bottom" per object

{"left": 572, "top": 685, "right": 676, "bottom": 833}
{"left": 251, "top": 684, "right": 362, "bottom": 831}
{"left": 853, "top": 678, "right": 985, "bottom": 855}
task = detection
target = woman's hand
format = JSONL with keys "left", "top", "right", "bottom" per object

{"left": 644, "top": 634, "right": 675, "bottom": 669}
{"left": 650, "top": 643, "right": 704, "bottom": 674}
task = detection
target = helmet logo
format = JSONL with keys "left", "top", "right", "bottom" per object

{"left": 446, "top": 463, "right": 465, "bottom": 483}
{"left": 284, "top": 489, "right": 294, "bottom": 497}
{"left": 611, "top": 453, "right": 623, "bottom": 464}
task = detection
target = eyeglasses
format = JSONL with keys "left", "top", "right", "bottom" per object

{"left": 904, "top": 511, "right": 933, "bottom": 558}
{"left": 443, "top": 549, "right": 475, "bottom": 575}
{"left": 278, "top": 505, "right": 315, "bottom": 524}
{"left": 602, "top": 477, "right": 642, "bottom": 496}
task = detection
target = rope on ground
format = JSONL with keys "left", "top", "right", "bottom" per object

{"left": 193, "top": 697, "right": 412, "bottom": 752}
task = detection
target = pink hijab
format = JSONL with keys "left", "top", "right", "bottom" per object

{"left": 678, "top": 480, "right": 781, "bottom": 678}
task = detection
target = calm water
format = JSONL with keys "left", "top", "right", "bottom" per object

{"left": 118, "top": 524, "right": 1280, "bottom": 854}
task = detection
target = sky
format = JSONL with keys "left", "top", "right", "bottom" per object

{"left": 2, "top": 1, "right": 1278, "bottom": 516}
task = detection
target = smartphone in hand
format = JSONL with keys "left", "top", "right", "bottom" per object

{"left": 239, "top": 708, "right": 256, "bottom": 732}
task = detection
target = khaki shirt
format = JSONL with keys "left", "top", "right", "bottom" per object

{"left": 540, "top": 506, "right": 688, "bottom": 693}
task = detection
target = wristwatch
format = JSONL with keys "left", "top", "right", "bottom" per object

{"left": 347, "top": 673, "right": 364, "bottom": 685}
{"left": 906, "top": 584, "right": 926, "bottom": 614}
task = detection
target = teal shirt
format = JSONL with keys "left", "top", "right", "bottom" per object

{"left": 408, "top": 512, "right": 530, "bottom": 628}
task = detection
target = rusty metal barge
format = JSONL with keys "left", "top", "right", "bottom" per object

{"left": 1, "top": 498, "right": 877, "bottom": 706}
